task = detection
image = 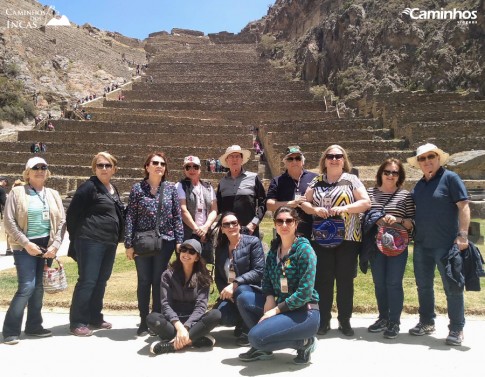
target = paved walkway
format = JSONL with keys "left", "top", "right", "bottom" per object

{"left": 0, "top": 311, "right": 483, "bottom": 376}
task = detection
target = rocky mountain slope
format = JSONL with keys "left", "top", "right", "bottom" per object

{"left": 241, "top": 0, "right": 485, "bottom": 102}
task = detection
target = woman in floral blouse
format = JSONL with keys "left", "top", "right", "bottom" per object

{"left": 125, "top": 152, "right": 184, "bottom": 336}
{"left": 236, "top": 206, "right": 320, "bottom": 365}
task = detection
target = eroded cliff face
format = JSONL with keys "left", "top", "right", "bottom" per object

{"left": 242, "top": 0, "right": 485, "bottom": 101}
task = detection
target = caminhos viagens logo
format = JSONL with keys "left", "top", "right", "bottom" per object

{"left": 402, "top": 7, "right": 478, "bottom": 24}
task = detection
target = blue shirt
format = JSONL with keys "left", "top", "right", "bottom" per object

{"left": 411, "top": 167, "right": 468, "bottom": 249}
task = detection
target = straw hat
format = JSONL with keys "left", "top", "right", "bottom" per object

{"left": 219, "top": 145, "right": 251, "bottom": 168}
{"left": 407, "top": 143, "right": 449, "bottom": 169}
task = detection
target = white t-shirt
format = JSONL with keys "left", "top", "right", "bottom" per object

{"left": 175, "top": 182, "right": 216, "bottom": 226}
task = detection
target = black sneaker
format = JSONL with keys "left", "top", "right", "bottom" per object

{"left": 446, "top": 330, "right": 464, "bottom": 346}
{"left": 368, "top": 318, "right": 388, "bottom": 333}
{"left": 192, "top": 335, "right": 216, "bottom": 348}
{"left": 25, "top": 328, "right": 52, "bottom": 337}
{"left": 293, "top": 337, "right": 316, "bottom": 365}
{"left": 383, "top": 322, "right": 400, "bottom": 339}
{"left": 236, "top": 333, "right": 250, "bottom": 347}
{"left": 338, "top": 320, "right": 354, "bottom": 336}
{"left": 238, "top": 347, "right": 274, "bottom": 362}
{"left": 409, "top": 322, "right": 435, "bottom": 336}
{"left": 150, "top": 341, "right": 175, "bottom": 355}
{"left": 317, "top": 321, "right": 331, "bottom": 335}
{"left": 137, "top": 323, "right": 149, "bottom": 336}
{"left": 233, "top": 325, "right": 243, "bottom": 337}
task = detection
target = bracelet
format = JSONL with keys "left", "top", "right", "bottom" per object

{"left": 457, "top": 231, "right": 468, "bottom": 238}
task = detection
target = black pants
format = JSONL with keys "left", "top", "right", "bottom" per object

{"left": 146, "top": 309, "right": 221, "bottom": 342}
{"left": 313, "top": 240, "right": 359, "bottom": 325}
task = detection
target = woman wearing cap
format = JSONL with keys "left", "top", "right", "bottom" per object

{"left": 124, "top": 152, "right": 184, "bottom": 336}
{"left": 2, "top": 157, "right": 66, "bottom": 345}
{"left": 147, "top": 239, "right": 221, "bottom": 355}
{"left": 212, "top": 211, "right": 265, "bottom": 346}
{"left": 365, "top": 158, "right": 415, "bottom": 339}
{"left": 301, "top": 145, "right": 371, "bottom": 337}
{"left": 67, "top": 152, "right": 125, "bottom": 337}
{"left": 175, "top": 155, "right": 218, "bottom": 263}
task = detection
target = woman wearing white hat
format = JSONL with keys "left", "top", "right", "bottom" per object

{"left": 216, "top": 145, "right": 266, "bottom": 238}
{"left": 2, "top": 157, "right": 66, "bottom": 345}
{"left": 406, "top": 143, "right": 470, "bottom": 346}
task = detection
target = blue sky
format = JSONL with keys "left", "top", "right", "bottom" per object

{"left": 38, "top": 0, "right": 273, "bottom": 40}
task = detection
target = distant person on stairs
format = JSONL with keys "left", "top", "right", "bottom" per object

{"left": 216, "top": 145, "right": 266, "bottom": 238}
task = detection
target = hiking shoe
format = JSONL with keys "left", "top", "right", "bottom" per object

{"left": 238, "top": 347, "right": 274, "bottom": 362}
{"left": 338, "top": 320, "right": 354, "bottom": 336}
{"left": 294, "top": 337, "right": 316, "bottom": 365}
{"left": 233, "top": 325, "right": 243, "bottom": 337}
{"left": 446, "top": 330, "right": 464, "bottom": 346}
{"left": 4, "top": 336, "right": 19, "bottom": 345}
{"left": 137, "top": 323, "right": 149, "bottom": 336}
{"left": 193, "top": 335, "right": 216, "bottom": 348}
{"left": 25, "top": 328, "right": 52, "bottom": 337}
{"left": 150, "top": 341, "right": 175, "bottom": 355}
{"left": 236, "top": 333, "right": 250, "bottom": 347}
{"left": 383, "top": 322, "right": 400, "bottom": 339}
{"left": 317, "top": 321, "right": 331, "bottom": 335}
{"left": 70, "top": 326, "right": 93, "bottom": 337}
{"left": 89, "top": 321, "right": 112, "bottom": 330}
{"left": 409, "top": 322, "right": 435, "bottom": 336}
{"left": 368, "top": 318, "right": 388, "bottom": 333}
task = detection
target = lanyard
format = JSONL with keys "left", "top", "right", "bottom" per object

{"left": 29, "top": 185, "right": 47, "bottom": 209}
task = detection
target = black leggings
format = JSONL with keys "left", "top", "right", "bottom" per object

{"left": 146, "top": 309, "right": 221, "bottom": 342}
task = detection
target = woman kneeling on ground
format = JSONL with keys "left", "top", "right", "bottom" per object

{"left": 236, "top": 206, "right": 320, "bottom": 365}
{"left": 148, "top": 239, "right": 221, "bottom": 355}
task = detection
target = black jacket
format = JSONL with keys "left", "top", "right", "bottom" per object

{"left": 443, "top": 242, "right": 485, "bottom": 292}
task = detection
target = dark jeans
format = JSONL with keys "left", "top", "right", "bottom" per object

{"left": 2, "top": 236, "right": 49, "bottom": 337}
{"left": 146, "top": 309, "right": 221, "bottom": 342}
{"left": 134, "top": 240, "right": 175, "bottom": 325}
{"left": 413, "top": 244, "right": 465, "bottom": 331}
{"left": 215, "top": 284, "right": 255, "bottom": 328}
{"left": 370, "top": 248, "right": 408, "bottom": 324}
{"left": 69, "top": 238, "right": 117, "bottom": 328}
{"left": 313, "top": 240, "right": 359, "bottom": 325}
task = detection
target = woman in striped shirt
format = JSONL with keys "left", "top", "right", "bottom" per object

{"left": 366, "top": 158, "right": 415, "bottom": 339}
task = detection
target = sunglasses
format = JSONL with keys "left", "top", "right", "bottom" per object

{"left": 180, "top": 247, "right": 198, "bottom": 255}
{"left": 151, "top": 160, "right": 166, "bottom": 166}
{"left": 417, "top": 154, "right": 437, "bottom": 162}
{"left": 286, "top": 156, "right": 302, "bottom": 162}
{"left": 222, "top": 220, "right": 239, "bottom": 228}
{"left": 325, "top": 154, "right": 344, "bottom": 160}
{"left": 185, "top": 165, "right": 200, "bottom": 171}
{"left": 383, "top": 170, "right": 399, "bottom": 177}
{"left": 96, "top": 163, "right": 113, "bottom": 169}
{"left": 274, "top": 218, "right": 295, "bottom": 226}
{"left": 31, "top": 165, "right": 48, "bottom": 171}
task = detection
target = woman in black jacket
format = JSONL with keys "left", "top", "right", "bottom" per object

{"left": 212, "top": 211, "right": 265, "bottom": 346}
{"left": 67, "top": 152, "right": 125, "bottom": 337}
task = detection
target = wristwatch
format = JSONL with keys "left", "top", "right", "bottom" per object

{"left": 457, "top": 231, "right": 468, "bottom": 240}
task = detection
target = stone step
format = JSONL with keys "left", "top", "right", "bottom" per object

{"left": 132, "top": 81, "right": 308, "bottom": 91}
{"left": 264, "top": 129, "right": 393, "bottom": 144}
{"left": 259, "top": 118, "right": 383, "bottom": 131}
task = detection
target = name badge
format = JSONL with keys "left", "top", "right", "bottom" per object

{"left": 228, "top": 270, "right": 236, "bottom": 283}
{"left": 42, "top": 210, "right": 49, "bottom": 221}
{"left": 280, "top": 277, "right": 288, "bottom": 293}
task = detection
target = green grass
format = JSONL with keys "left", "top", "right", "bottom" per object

{"left": 1, "top": 218, "right": 484, "bottom": 314}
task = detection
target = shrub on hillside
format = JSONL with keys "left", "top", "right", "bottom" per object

{"left": 0, "top": 76, "right": 36, "bottom": 124}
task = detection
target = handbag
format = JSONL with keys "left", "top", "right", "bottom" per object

{"left": 312, "top": 216, "right": 345, "bottom": 247}
{"left": 43, "top": 258, "right": 68, "bottom": 294}
{"left": 132, "top": 182, "right": 165, "bottom": 257}
{"left": 376, "top": 223, "right": 410, "bottom": 257}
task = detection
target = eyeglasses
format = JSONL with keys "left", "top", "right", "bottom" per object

{"left": 222, "top": 220, "right": 239, "bottom": 228}
{"left": 31, "top": 165, "right": 48, "bottom": 171}
{"left": 417, "top": 154, "right": 437, "bottom": 162}
{"left": 151, "top": 160, "right": 166, "bottom": 167}
{"left": 383, "top": 170, "right": 399, "bottom": 177}
{"left": 185, "top": 165, "right": 200, "bottom": 171}
{"left": 96, "top": 163, "right": 113, "bottom": 170}
{"left": 325, "top": 154, "right": 344, "bottom": 160}
{"left": 286, "top": 156, "right": 302, "bottom": 162}
{"left": 274, "top": 218, "right": 295, "bottom": 226}
{"left": 180, "top": 247, "right": 198, "bottom": 255}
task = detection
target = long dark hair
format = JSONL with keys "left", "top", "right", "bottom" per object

{"left": 216, "top": 211, "right": 238, "bottom": 248}
{"left": 169, "top": 251, "right": 212, "bottom": 289}
{"left": 375, "top": 158, "right": 406, "bottom": 188}
{"left": 270, "top": 206, "right": 300, "bottom": 250}
{"left": 143, "top": 152, "right": 168, "bottom": 180}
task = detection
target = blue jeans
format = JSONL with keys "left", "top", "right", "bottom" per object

{"left": 2, "top": 249, "right": 47, "bottom": 337}
{"left": 236, "top": 289, "right": 265, "bottom": 329}
{"left": 134, "top": 240, "right": 174, "bottom": 324}
{"left": 69, "top": 238, "right": 117, "bottom": 328}
{"left": 413, "top": 244, "right": 465, "bottom": 331}
{"left": 216, "top": 284, "right": 255, "bottom": 328}
{"left": 370, "top": 248, "right": 408, "bottom": 324}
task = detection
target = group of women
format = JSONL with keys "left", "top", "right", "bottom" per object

{"left": 2, "top": 144, "right": 415, "bottom": 366}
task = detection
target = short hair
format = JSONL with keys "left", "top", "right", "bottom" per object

{"left": 22, "top": 168, "right": 51, "bottom": 183}
{"left": 143, "top": 152, "right": 168, "bottom": 180}
{"left": 91, "top": 151, "right": 118, "bottom": 174}
{"left": 375, "top": 158, "right": 406, "bottom": 188}
{"left": 318, "top": 144, "right": 352, "bottom": 174}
